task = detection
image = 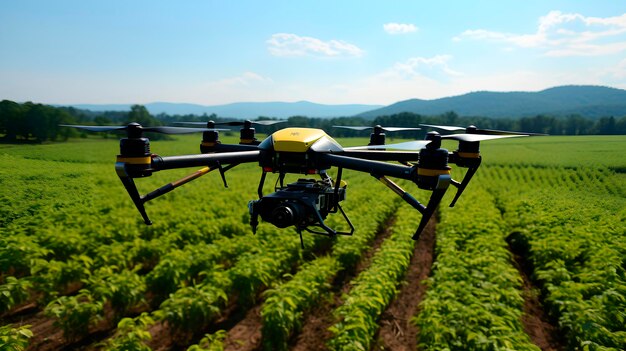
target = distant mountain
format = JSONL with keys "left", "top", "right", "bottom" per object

{"left": 70, "top": 101, "right": 383, "bottom": 119}
{"left": 357, "top": 85, "right": 626, "bottom": 119}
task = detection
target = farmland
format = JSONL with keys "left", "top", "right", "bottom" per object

{"left": 1, "top": 134, "right": 625, "bottom": 351}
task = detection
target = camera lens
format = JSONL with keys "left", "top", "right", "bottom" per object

{"left": 271, "top": 203, "right": 298, "bottom": 228}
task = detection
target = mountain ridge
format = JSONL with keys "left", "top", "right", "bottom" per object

{"left": 357, "top": 85, "right": 626, "bottom": 119}
{"left": 63, "top": 85, "right": 626, "bottom": 119}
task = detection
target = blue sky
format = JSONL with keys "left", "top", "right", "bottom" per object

{"left": 1, "top": 1, "right": 625, "bottom": 105}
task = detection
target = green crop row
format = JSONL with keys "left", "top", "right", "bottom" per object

{"left": 0, "top": 324, "right": 33, "bottom": 351}
{"left": 495, "top": 188, "right": 626, "bottom": 350}
{"left": 327, "top": 204, "right": 419, "bottom": 351}
{"left": 414, "top": 187, "right": 539, "bottom": 351}
{"left": 261, "top": 256, "right": 341, "bottom": 351}
{"left": 104, "top": 228, "right": 307, "bottom": 349}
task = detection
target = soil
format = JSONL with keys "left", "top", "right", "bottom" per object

{"left": 222, "top": 305, "right": 263, "bottom": 351}
{"left": 374, "top": 216, "right": 437, "bottom": 351}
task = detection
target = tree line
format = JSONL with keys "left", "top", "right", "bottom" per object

{"left": 1, "top": 99, "right": 625, "bottom": 143}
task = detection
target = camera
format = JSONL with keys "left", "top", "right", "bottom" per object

{"left": 248, "top": 178, "right": 347, "bottom": 234}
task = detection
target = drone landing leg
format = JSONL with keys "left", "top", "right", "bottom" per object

{"left": 412, "top": 188, "right": 447, "bottom": 240}
{"left": 116, "top": 163, "right": 152, "bottom": 225}
{"left": 449, "top": 166, "right": 478, "bottom": 207}
{"left": 412, "top": 173, "right": 451, "bottom": 240}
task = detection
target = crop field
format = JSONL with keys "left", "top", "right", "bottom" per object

{"left": 1, "top": 134, "right": 625, "bottom": 351}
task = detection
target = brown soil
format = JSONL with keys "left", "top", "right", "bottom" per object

{"left": 222, "top": 305, "right": 263, "bottom": 351}
{"left": 374, "top": 216, "right": 437, "bottom": 351}
{"left": 147, "top": 322, "right": 174, "bottom": 351}
{"left": 290, "top": 217, "right": 397, "bottom": 351}
{"left": 507, "top": 234, "right": 564, "bottom": 351}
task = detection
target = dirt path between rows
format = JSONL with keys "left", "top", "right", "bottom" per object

{"left": 374, "top": 217, "right": 436, "bottom": 351}
{"left": 507, "top": 232, "right": 564, "bottom": 351}
{"left": 289, "top": 217, "right": 397, "bottom": 351}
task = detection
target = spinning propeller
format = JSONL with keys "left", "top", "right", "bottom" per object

{"left": 176, "top": 120, "right": 287, "bottom": 146}
{"left": 60, "top": 123, "right": 229, "bottom": 136}
{"left": 420, "top": 123, "right": 546, "bottom": 136}
{"left": 333, "top": 125, "right": 421, "bottom": 146}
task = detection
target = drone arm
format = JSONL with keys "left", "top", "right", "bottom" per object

{"left": 320, "top": 154, "right": 415, "bottom": 181}
{"left": 150, "top": 150, "right": 260, "bottom": 171}
{"left": 116, "top": 151, "right": 260, "bottom": 224}
{"left": 339, "top": 150, "right": 420, "bottom": 163}
{"left": 321, "top": 154, "right": 450, "bottom": 240}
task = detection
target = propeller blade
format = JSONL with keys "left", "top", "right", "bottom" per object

{"left": 173, "top": 121, "right": 213, "bottom": 125}
{"left": 251, "top": 120, "right": 287, "bottom": 126}
{"left": 419, "top": 124, "right": 466, "bottom": 131}
{"left": 421, "top": 123, "right": 547, "bottom": 136}
{"left": 216, "top": 120, "right": 286, "bottom": 126}
{"left": 59, "top": 124, "right": 127, "bottom": 132}
{"left": 473, "top": 128, "right": 548, "bottom": 136}
{"left": 144, "top": 126, "right": 230, "bottom": 134}
{"left": 345, "top": 140, "right": 431, "bottom": 150}
{"left": 441, "top": 134, "right": 528, "bottom": 142}
{"left": 334, "top": 125, "right": 420, "bottom": 132}
{"left": 333, "top": 125, "right": 372, "bottom": 131}
{"left": 380, "top": 127, "right": 421, "bottom": 132}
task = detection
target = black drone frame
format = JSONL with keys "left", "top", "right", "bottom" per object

{"left": 66, "top": 121, "right": 541, "bottom": 241}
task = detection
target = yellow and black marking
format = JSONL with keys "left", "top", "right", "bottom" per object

{"left": 239, "top": 138, "right": 257, "bottom": 145}
{"left": 116, "top": 155, "right": 152, "bottom": 165}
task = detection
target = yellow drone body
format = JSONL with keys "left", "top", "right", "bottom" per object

{"left": 271, "top": 127, "right": 333, "bottom": 152}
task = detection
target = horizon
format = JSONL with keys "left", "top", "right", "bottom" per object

{"left": 1, "top": 1, "right": 625, "bottom": 106}
{"left": 60, "top": 84, "right": 626, "bottom": 108}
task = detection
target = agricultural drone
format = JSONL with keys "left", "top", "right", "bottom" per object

{"left": 61, "top": 121, "right": 542, "bottom": 246}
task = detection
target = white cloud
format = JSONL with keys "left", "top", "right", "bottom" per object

{"left": 383, "top": 23, "right": 418, "bottom": 35}
{"left": 391, "top": 55, "right": 463, "bottom": 79}
{"left": 456, "top": 11, "right": 626, "bottom": 56}
{"left": 216, "top": 72, "right": 273, "bottom": 86}
{"left": 267, "top": 33, "right": 364, "bottom": 58}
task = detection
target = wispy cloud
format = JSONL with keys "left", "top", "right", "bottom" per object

{"left": 267, "top": 33, "right": 364, "bottom": 58}
{"left": 216, "top": 72, "right": 273, "bottom": 86}
{"left": 390, "top": 55, "right": 462, "bottom": 78}
{"left": 383, "top": 23, "right": 418, "bottom": 35}
{"left": 455, "top": 11, "right": 626, "bottom": 56}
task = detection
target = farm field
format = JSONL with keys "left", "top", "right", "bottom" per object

{"left": 1, "top": 134, "right": 625, "bottom": 351}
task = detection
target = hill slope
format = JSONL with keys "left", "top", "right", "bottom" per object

{"left": 70, "top": 101, "right": 383, "bottom": 119}
{"left": 357, "top": 85, "right": 626, "bottom": 119}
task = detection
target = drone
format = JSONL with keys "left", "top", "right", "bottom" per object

{"left": 61, "top": 121, "right": 543, "bottom": 246}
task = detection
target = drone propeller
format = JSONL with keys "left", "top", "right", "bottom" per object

{"left": 345, "top": 140, "right": 431, "bottom": 151}
{"left": 420, "top": 124, "right": 546, "bottom": 136}
{"left": 217, "top": 120, "right": 287, "bottom": 126}
{"left": 334, "top": 125, "right": 421, "bottom": 146}
{"left": 60, "top": 123, "right": 229, "bottom": 135}
{"left": 333, "top": 125, "right": 421, "bottom": 132}
{"left": 440, "top": 133, "right": 528, "bottom": 142}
